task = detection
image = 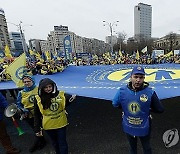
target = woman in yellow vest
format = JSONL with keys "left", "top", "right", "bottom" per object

{"left": 34, "top": 78, "right": 76, "bottom": 154}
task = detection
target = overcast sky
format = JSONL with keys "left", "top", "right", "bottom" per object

{"left": 1, "top": 0, "right": 180, "bottom": 42}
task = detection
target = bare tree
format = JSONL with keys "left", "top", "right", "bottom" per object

{"left": 166, "top": 32, "right": 177, "bottom": 52}
{"left": 116, "top": 31, "right": 127, "bottom": 51}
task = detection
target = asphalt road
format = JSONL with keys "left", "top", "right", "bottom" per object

{"left": 0, "top": 93, "right": 180, "bottom": 154}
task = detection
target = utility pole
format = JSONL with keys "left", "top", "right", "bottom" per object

{"left": 103, "top": 20, "right": 119, "bottom": 55}
{"left": 8, "top": 21, "right": 32, "bottom": 55}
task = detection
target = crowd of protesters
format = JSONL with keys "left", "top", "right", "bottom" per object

{"left": 0, "top": 53, "right": 180, "bottom": 83}
{"left": 74, "top": 54, "right": 180, "bottom": 66}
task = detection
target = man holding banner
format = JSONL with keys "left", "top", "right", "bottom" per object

{"left": 112, "top": 66, "right": 164, "bottom": 154}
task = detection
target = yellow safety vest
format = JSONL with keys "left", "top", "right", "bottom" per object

{"left": 35, "top": 91, "right": 68, "bottom": 130}
{"left": 40, "top": 69, "right": 48, "bottom": 75}
{"left": 51, "top": 68, "right": 57, "bottom": 73}
{"left": 21, "top": 87, "right": 38, "bottom": 118}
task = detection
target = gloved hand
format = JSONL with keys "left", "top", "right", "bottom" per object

{"left": 18, "top": 108, "right": 29, "bottom": 120}
{"left": 35, "top": 130, "right": 43, "bottom": 136}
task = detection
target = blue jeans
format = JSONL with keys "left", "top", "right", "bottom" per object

{"left": 126, "top": 133, "right": 152, "bottom": 154}
{"left": 46, "top": 127, "right": 68, "bottom": 154}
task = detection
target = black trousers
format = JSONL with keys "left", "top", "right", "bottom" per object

{"left": 25, "top": 117, "right": 34, "bottom": 130}
{"left": 0, "top": 120, "right": 15, "bottom": 152}
{"left": 126, "top": 133, "right": 152, "bottom": 154}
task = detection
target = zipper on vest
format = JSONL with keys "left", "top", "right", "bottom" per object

{"left": 135, "top": 91, "right": 137, "bottom": 95}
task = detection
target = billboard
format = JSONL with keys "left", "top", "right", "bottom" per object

{"left": 174, "top": 50, "right": 180, "bottom": 55}
{"left": 153, "top": 50, "right": 164, "bottom": 57}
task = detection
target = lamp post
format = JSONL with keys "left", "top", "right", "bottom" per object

{"left": 103, "top": 20, "right": 119, "bottom": 55}
{"left": 8, "top": 21, "right": 32, "bottom": 55}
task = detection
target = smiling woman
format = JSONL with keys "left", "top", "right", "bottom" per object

{"left": 34, "top": 78, "right": 76, "bottom": 154}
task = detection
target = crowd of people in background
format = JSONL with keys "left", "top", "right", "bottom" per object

{"left": 0, "top": 52, "right": 180, "bottom": 83}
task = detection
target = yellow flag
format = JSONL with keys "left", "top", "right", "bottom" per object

{"left": 6, "top": 53, "right": 26, "bottom": 87}
{"left": 164, "top": 51, "right": 173, "bottom": 57}
{"left": 29, "top": 50, "right": 35, "bottom": 56}
{"left": 119, "top": 50, "right": 123, "bottom": 57}
{"left": 0, "top": 58, "right": 4, "bottom": 63}
{"left": 5, "top": 45, "right": 12, "bottom": 58}
{"left": 136, "top": 50, "right": 140, "bottom": 59}
{"left": 45, "top": 51, "right": 51, "bottom": 60}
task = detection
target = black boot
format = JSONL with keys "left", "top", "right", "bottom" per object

{"left": 29, "top": 136, "right": 46, "bottom": 153}
{"left": 6, "top": 147, "right": 21, "bottom": 154}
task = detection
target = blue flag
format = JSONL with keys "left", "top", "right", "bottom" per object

{"left": 0, "top": 64, "right": 180, "bottom": 100}
{"left": 63, "top": 35, "right": 72, "bottom": 60}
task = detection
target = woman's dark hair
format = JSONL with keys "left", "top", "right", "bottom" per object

{"left": 38, "top": 78, "right": 59, "bottom": 109}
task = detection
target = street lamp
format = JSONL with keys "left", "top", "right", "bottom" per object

{"left": 103, "top": 20, "right": 119, "bottom": 55}
{"left": 8, "top": 21, "right": 32, "bottom": 55}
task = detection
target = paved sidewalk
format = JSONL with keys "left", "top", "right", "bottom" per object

{"left": 0, "top": 95, "right": 180, "bottom": 154}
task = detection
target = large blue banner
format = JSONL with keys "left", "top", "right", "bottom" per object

{"left": 0, "top": 64, "right": 180, "bottom": 100}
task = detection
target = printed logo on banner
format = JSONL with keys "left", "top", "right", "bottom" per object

{"left": 86, "top": 65, "right": 180, "bottom": 87}
{"left": 15, "top": 66, "right": 28, "bottom": 80}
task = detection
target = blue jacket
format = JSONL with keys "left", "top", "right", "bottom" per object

{"left": 0, "top": 92, "right": 8, "bottom": 120}
{"left": 112, "top": 82, "right": 164, "bottom": 136}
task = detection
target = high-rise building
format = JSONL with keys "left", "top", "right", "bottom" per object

{"left": 45, "top": 25, "right": 109, "bottom": 56}
{"left": 134, "top": 3, "right": 152, "bottom": 40}
{"left": 47, "top": 25, "right": 69, "bottom": 54}
{"left": 0, "top": 8, "right": 11, "bottom": 50}
{"left": 9, "top": 32, "right": 24, "bottom": 56}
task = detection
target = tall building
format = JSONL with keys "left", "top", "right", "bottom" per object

{"left": 0, "top": 8, "right": 11, "bottom": 50}
{"left": 47, "top": 25, "right": 69, "bottom": 54}
{"left": 9, "top": 32, "right": 24, "bottom": 56}
{"left": 134, "top": 3, "right": 152, "bottom": 40}
{"left": 29, "top": 39, "right": 45, "bottom": 54}
{"left": 105, "top": 35, "right": 117, "bottom": 46}
{"left": 45, "top": 25, "right": 109, "bottom": 56}
{"left": 39, "top": 40, "right": 49, "bottom": 53}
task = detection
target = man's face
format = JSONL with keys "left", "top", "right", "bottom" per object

{"left": 23, "top": 77, "right": 33, "bottom": 88}
{"left": 131, "top": 74, "right": 145, "bottom": 89}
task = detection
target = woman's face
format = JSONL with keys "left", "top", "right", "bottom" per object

{"left": 43, "top": 84, "right": 53, "bottom": 93}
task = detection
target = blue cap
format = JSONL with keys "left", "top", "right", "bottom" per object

{"left": 131, "top": 66, "right": 145, "bottom": 75}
